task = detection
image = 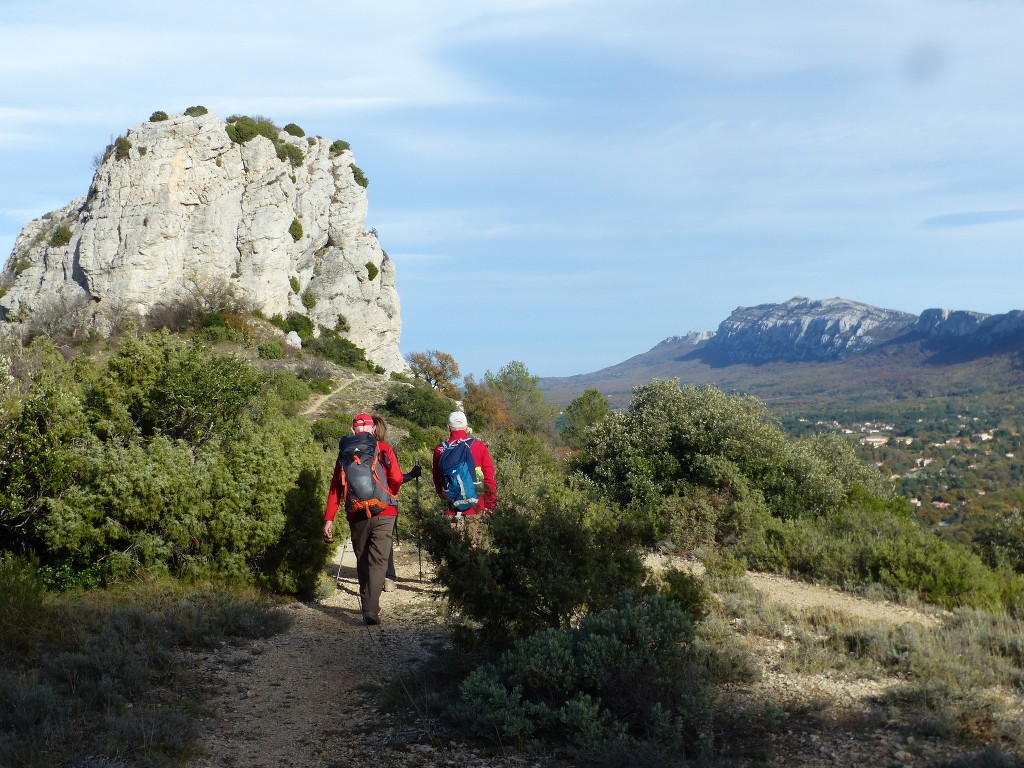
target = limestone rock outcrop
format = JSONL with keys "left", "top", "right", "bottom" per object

{"left": 709, "top": 297, "right": 918, "bottom": 362}
{"left": 0, "top": 110, "right": 406, "bottom": 372}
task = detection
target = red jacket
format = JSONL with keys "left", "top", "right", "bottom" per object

{"left": 432, "top": 430, "right": 496, "bottom": 515}
{"left": 324, "top": 441, "right": 405, "bottom": 523}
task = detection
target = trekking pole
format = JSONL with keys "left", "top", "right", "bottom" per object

{"left": 335, "top": 538, "right": 348, "bottom": 588}
{"left": 414, "top": 459, "right": 423, "bottom": 582}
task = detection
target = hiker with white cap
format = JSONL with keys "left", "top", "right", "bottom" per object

{"left": 432, "top": 411, "right": 496, "bottom": 544}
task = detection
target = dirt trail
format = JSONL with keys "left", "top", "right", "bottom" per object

{"left": 188, "top": 552, "right": 955, "bottom": 768}
{"left": 299, "top": 380, "right": 352, "bottom": 419}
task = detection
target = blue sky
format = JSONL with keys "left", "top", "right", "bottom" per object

{"left": 3, "top": 1, "right": 1024, "bottom": 378}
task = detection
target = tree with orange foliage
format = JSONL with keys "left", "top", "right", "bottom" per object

{"left": 407, "top": 350, "right": 461, "bottom": 398}
{"left": 462, "top": 373, "right": 513, "bottom": 432}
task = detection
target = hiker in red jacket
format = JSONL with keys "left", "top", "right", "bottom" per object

{"left": 432, "top": 411, "right": 496, "bottom": 544}
{"left": 323, "top": 413, "right": 419, "bottom": 625}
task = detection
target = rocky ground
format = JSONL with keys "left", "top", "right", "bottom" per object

{"left": 186, "top": 546, "right": 1009, "bottom": 768}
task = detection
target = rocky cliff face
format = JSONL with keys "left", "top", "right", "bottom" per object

{"left": 0, "top": 110, "right": 406, "bottom": 372}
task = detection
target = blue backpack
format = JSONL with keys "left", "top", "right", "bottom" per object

{"left": 438, "top": 438, "right": 478, "bottom": 513}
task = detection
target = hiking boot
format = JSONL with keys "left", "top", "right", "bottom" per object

{"left": 362, "top": 613, "right": 380, "bottom": 626}
{"left": 383, "top": 578, "right": 397, "bottom": 592}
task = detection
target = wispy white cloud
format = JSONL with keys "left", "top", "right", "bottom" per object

{"left": 920, "top": 209, "right": 1024, "bottom": 229}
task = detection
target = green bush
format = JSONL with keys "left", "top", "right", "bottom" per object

{"left": 574, "top": 380, "right": 885, "bottom": 538}
{"left": 740, "top": 489, "right": 1008, "bottom": 611}
{"left": 289, "top": 218, "right": 303, "bottom": 242}
{"left": 975, "top": 509, "right": 1024, "bottom": 574}
{"left": 49, "top": 225, "right": 72, "bottom": 248}
{"left": 257, "top": 341, "right": 284, "bottom": 360}
{"left": 277, "top": 141, "right": 304, "bottom": 167}
{"left": 283, "top": 123, "right": 305, "bottom": 137}
{"left": 184, "top": 105, "right": 208, "bottom": 117}
{"left": 225, "top": 116, "right": 279, "bottom": 144}
{"left": 301, "top": 287, "right": 316, "bottom": 309}
{"left": 449, "top": 594, "right": 715, "bottom": 762}
{"left": 0, "top": 555, "right": 47, "bottom": 661}
{"left": 365, "top": 261, "right": 379, "bottom": 280}
{"left": 335, "top": 314, "right": 350, "bottom": 332}
{"left": 268, "top": 370, "right": 311, "bottom": 402}
{"left": 308, "top": 328, "right": 373, "bottom": 370}
{"left": 286, "top": 312, "right": 314, "bottom": 341}
{"left": 311, "top": 415, "right": 351, "bottom": 449}
{"left": 416, "top": 449, "right": 648, "bottom": 646}
{"left": 329, "top": 139, "right": 350, "bottom": 156}
{"left": 350, "top": 164, "right": 368, "bottom": 187}
{"left": 0, "top": 332, "right": 328, "bottom": 591}
{"left": 289, "top": 275, "right": 300, "bottom": 293}
{"left": 380, "top": 382, "right": 455, "bottom": 429}
{"left": 149, "top": 110, "right": 169, "bottom": 122}
{"left": 114, "top": 136, "right": 132, "bottom": 160}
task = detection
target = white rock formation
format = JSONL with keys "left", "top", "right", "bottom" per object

{"left": 0, "top": 110, "right": 407, "bottom": 372}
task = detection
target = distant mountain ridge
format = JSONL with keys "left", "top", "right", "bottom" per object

{"left": 538, "top": 297, "right": 1024, "bottom": 409}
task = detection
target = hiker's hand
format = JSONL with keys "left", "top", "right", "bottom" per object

{"left": 405, "top": 465, "right": 422, "bottom": 480}
{"left": 323, "top": 520, "right": 334, "bottom": 542}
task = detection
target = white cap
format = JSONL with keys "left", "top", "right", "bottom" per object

{"left": 447, "top": 411, "right": 468, "bottom": 430}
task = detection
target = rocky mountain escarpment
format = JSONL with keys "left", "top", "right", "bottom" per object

{"left": 0, "top": 109, "right": 406, "bottom": 372}
{"left": 704, "top": 297, "right": 1024, "bottom": 363}
{"left": 538, "top": 296, "right": 1024, "bottom": 407}
{"left": 708, "top": 297, "right": 918, "bottom": 363}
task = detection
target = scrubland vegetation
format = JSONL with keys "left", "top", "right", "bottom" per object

{"left": 2, "top": 315, "right": 1024, "bottom": 765}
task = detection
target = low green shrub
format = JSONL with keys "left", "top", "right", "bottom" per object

{"left": 365, "top": 261, "right": 379, "bottom": 280}
{"left": 380, "top": 382, "right": 455, "bottom": 429}
{"left": 301, "top": 287, "right": 316, "bottom": 309}
{"left": 269, "top": 312, "right": 314, "bottom": 342}
{"left": 283, "top": 123, "right": 305, "bottom": 137}
{"left": 311, "top": 415, "right": 351, "bottom": 449}
{"left": 268, "top": 370, "right": 311, "bottom": 402}
{"left": 277, "top": 142, "right": 304, "bottom": 167}
{"left": 257, "top": 341, "right": 284, "bottom": 359}
{"left": 289, "top": 218, "right": 303, "bottom": 242}
{"left": 308, "top": 328, "right": 373, "bottom": 370}
{"left": 0, "top": 578, "right": 292, "bottom": 766}
{"left": 11, "top": 255, "right": 32, "bottom": 273}
{"left": 114, "top": 136, "right": 132, "bottom": 160}
{"left": 1, "top": 332, "right": 327, "bottom": 591}
{"left": 739, "top": 489, "right": 1009, "bottom": 611}
{"left": 0, "top": 555, "right": 47, "bottom": 662}
{"left": 184, "top": 105, "right": 208, "bottom": 117}
{"left": 350, "top": 164, "right": 368, "bottom": 187}
{"left": 49, "top": 225, "right": 72, "bottom": 248}
{"left": 415, "top": 455, "right": 648, "bottom": 646}
{"left": 329, "top": 139, "right": 350, "bottom": 156}
{"left": 225, "top": 116, "right": 279, "bottom": 144}
{"left": 289, "top": 275, "right": 301, "bottom": 293}
{"left": 449, "top": 594, "right": 715, "bottom": 763}
{"left": 149, "top": 110, "right": 169, "bottom": 122}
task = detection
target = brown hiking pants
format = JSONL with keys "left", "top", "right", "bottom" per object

{"left": 348, "top": 514, "right": 395, "bottom": 620}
